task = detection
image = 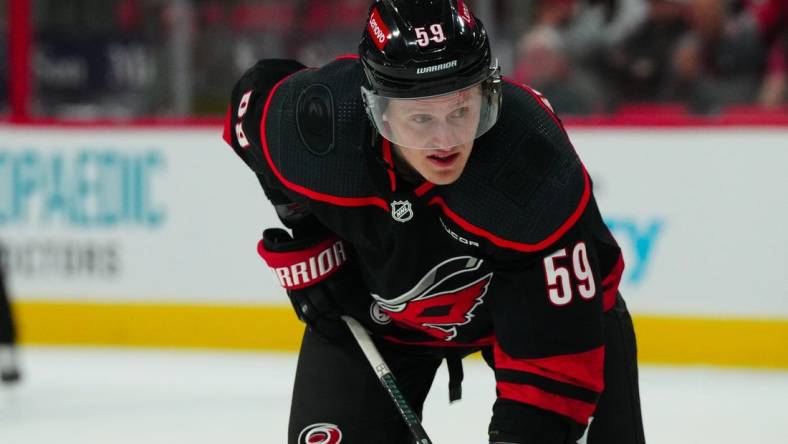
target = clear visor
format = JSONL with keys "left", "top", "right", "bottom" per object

{"left": 361, "top": 75, "right": 501, "bottom": 150}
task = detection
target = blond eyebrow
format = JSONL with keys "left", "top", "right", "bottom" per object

{"left": 394, "top": 89, "right": 476, "bottom": 110}
{"left": 397, "top": 101, "right": 471, "bottom": 114}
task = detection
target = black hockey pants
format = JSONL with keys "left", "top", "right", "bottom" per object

{"left": 287, "top": 295, "right": 645, "bottom": 444}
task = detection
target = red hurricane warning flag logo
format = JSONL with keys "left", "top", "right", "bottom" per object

{"left": 458, "top": 0, "right": 475, "bottom": 27}
{"left": 372, "top": 256, "right": 492, "bottom": 341}
{"left": 298, "top": 423, "right": 342, "bottom": 444}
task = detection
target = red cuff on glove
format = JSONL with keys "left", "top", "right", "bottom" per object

{"left": 257, "top": 237, "right": 348, "bottom": 290}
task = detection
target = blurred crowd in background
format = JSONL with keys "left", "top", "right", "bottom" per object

{"left": 0, "top": 0, "right": 785, "bottom": 119}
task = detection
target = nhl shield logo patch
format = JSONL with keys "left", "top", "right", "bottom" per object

{"left": 391, "top": 200, "right": 413, "bottom": 222}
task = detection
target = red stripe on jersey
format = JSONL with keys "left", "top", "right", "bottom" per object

{"left": 260, "top": 72, "right": 390, "bottom": 211}
{"left": 222, "top": 105, "right": 233, "bottom": 147}
{"left": 381, "top": 139, "right": 435, "bottom": 196}
{"left": 427, "top": 166, "right": 591, "bottom": 252}
{"left": 382, "top": 138, "right": 397, "bottom": 191}
{"left": 497, "top": 381, "right": 596, "bottom": 425}
{"left": 505, "top": 78, "right": 565, "bottom": 133}
{"left": 334, "top": 54, "right": 359, "bottom": 60}
{"left": 602, "top": 254, "right": 625, "bottom": 311}
{"left": 414, "top": 181, "right": 435, "bottom": 197}
{"left": 494, "top": 342, "right": 604, "bottom": 393}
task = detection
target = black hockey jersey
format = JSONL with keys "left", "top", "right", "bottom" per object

{"left": 223, "top": 57, "right": 625, "bottom": 433}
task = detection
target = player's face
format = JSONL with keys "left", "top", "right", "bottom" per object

{"left": 384, "top": 87, "right": 481, "bottom": 184}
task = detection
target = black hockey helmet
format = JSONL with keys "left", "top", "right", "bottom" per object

{"left": 359, "top": 0, "right": 502, "bottom": 149}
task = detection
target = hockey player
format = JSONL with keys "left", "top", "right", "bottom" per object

{"left": 0, "top": 255, "right": 21, "bottom": 384}
{"left": 223, "top": 1, "right": 645, "bottom": 442}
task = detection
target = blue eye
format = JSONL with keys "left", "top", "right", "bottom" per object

{"left": 450, "top": 107, "right": 469, "bottom": 119}
{"left": 410, "top": 114, "right": 433, "bottom": 124}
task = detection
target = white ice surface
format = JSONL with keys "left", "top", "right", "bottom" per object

{"left": 1, "top": 347, "right": 786, "bottom": 443}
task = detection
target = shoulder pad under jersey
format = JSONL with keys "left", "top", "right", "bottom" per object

{"left": 432, "top": 80, "right": 591, "bottom": 253}
{"left": 260, "top": 57, "right": 387, "bottom": 209}
{"left": 224, "top": 58, "right": 307, "bottom": 172}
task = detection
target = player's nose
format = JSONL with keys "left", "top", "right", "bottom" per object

{"left": 429, "top": 122, "right": 462, "bottom": 149}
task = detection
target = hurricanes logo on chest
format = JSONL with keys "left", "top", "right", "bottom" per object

{"left": 391, "top": 200, "right": 413, "bottom": 222}
{"left": 371, "top": 256, "right": 492, "bottom": 341}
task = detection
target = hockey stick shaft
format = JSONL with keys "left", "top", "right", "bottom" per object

{"left": 341, "top": 316, "right": 434, "bottom": 444}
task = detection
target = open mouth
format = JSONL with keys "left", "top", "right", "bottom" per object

{"left": 427, "top": 152, "right": 460, "bottom": 167}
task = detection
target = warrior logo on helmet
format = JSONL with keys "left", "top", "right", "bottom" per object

{"left": 372, "top": 256, "right": 492, "bottom": 341}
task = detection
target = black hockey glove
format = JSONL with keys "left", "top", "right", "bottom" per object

{"left": 258, "top": 228, "right": 355, "bottom": 341}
